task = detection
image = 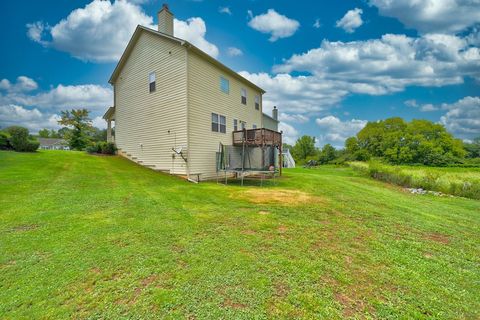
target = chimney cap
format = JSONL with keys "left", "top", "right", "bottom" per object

{"left": 159, "top": 3, "right": 171, "bottom": 13}
{"left": 273, "top": 106, "right": 277, "bottom": 109}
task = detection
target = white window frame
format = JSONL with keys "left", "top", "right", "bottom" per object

{"left": 241, "top": 88, "right": 247, "bottom": 105}
{"left": 220, "top": 76, "right": 229, "bottom": 94}
{"left": 149, "top": 72, "right": 156, "bottom": 93}
{"left": 233, "top": 119, "right": 238, "bottom": 131}
{"left": 255, "top": 95, "right": 260, "bottom": 110}
{"left": 212, "top": 113, "right": 226, "bottom": 133}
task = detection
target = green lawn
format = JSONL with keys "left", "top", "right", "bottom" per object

{"left": 1, "top": 150, "right": 479, "bottom": 319}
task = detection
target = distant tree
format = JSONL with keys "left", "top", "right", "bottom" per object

{"left": 282, "top": 143, "right": 293, "bottom": 151}
{"left": 464, "top": 137, "right": 480, "bottom": 158}
{"left": 58, "top": 109, "right": 93, "bottom": 150}
{"left": 38, "top": 128, "right": 50, "bottom": 138}
{"left": 318, "top": 144, "right": 336, "bottom": 164}
{"left": 88, "top": 127, "right": 107, "bottom": 142}
{"left": 291, "top": 136, "right": 317, "bottom": 162}
{"left": 57, "top": 127, "right": 71, "bottom": 139}
{"left": 49, "top": 129, "right": 61, "bottom": 138}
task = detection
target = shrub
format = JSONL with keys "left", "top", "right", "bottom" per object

{"left": 86, "top": 141, "right": 116, "bottom": 155}
{"left": 5, "top": 126, "right": 39, "bottom": 152}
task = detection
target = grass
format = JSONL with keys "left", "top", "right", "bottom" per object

{"left": 349, "top": 161, "right": 480, "bottom": 200}
{"left": 1, "top": 150, "right": 479, "bottom": 319}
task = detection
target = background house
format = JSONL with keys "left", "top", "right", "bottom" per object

{"left": 38, "top": 138, "right": 69, "bottom": 150}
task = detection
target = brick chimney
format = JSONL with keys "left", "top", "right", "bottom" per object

{"left": 272, "top": 106, "right": 278, "bottom": 120}
{"left": 158, "top": 4, "right": 174, "bottom": 36}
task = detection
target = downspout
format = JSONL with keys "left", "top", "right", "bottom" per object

{"left": 184, "top": 42, "right": 193, "bottom": 182}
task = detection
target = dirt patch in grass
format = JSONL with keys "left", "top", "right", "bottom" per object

{"left": 241, "top": 229, "right": 257, "bottom": 235}
{"left": 222, "top": 298, "right": 247, "bottom": 309}
{"left": 258, "top": 210, "right": 270, "bottom": 215}
{"left": 10, "top": 224, "right": 39, "bottom": 232}
{"left": 235, "top": 189, "right": 325, "bottom": 206}
{"left": 424, "top": 232, "right": 450, "bottom": 244}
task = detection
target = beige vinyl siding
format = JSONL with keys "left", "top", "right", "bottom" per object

{"left": 263, "top": 114, "right": 279, "bottom": 131}
{"left": 187, "top": 50, "right": 263, "bottom": 180}
{"left": 115, "top": 31, "right": 188, "bottom": 174}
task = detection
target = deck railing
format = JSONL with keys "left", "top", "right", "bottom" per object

{"left": 232, "top": 128, "right": 282, "bottom": 147}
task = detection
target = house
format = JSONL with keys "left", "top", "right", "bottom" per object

{"left": 38, "top": 138, "right": 70, "bottom": 151}
{"left": 103, "top": 4, "right": 281, "bottom": 181}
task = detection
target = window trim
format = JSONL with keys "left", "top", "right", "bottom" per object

{"left": 255, "top": 95, "right": 260, "bottom": 110}
{"left": 220, "top": 76, "right": 230, "bottom": 94}
{"left": 233, "top": 119, "right": 238, "bottom": 131}
{"left": 149, "top": 72, "right": 156, "bottom": 93}
{"left": 241, "top": 88, "right": 247, "bottom": 105}
{"left": 211, "top": 113, "right": 226, "bottom": 134}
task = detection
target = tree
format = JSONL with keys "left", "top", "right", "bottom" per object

{"left": 291, "top": 136, "right": 317, "bottom": 162}
{"left": 464, "top": 137, "right": 480, "bottom": 158}
{"left": 38, "top": 128, "right": 50, "bottom": 138}
{"left": 88, "top": 127, "right": 107, "bottom": 142}
{"left": 5, "top": 126, "right": 39, "bottom": 152}
{"left": 58, "top": 109, "right": 93, "bottom": 150}
{"left": 318, "top": 144, "right": 336, "bottom": 164}
{"left": 57, "top": 127, "right": 71, "bottom": 139}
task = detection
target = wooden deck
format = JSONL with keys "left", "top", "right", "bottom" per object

{"left": 232, "top": 128, "right": 282, "bottom": 147}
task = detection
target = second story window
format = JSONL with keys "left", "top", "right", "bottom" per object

{"left": 149, "top": 72, "right": 156, "bottom": 93}
{"left": 220, "top": 76, "right": 229, "bottom": 94}
{"left": 212, "top": 113, "right": 226, "bottom": 133}
{"left": 233, "top": 119, "right": 238, "bottom": 131}
{"left": 255, "top": 95, "right": 260, "bottom": 110}
{"left": 241, "top": 88, "right": 247, "bottom": 105}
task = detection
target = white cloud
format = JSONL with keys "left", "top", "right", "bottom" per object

{"left": 26, "top": 0, "right": 219, "bottom": 61}
{"left": 92, "top": 116, "right": 107, "bottom": 129}
{"left": 279, "top": 113, "right": 309, "bottom": 123}
{"left": 336, "top": 8, "right": 363, "bottom": 33}
{"left": 0, "top": 76, "right": 38, "bottom": 93}
{"left": 440, "top": 96, "right": 480, "bottom": 140}
{"left": 313, "top": 19, "right": 321, "bottom": 29}
{"left": 315, "top": 116, "right": 367, "bottom": 148}
{"left": 219, "top": 6, "right": 232, "bottom": 15}
{"left": 369, "top": 0, "right": 480, "bottom": 34}
{"left": 0, "top": 105, "right": 61, "bottom": 133}
{"left": 247, "top": 9, "right": 300, "bottom": 41}
{"left": 174, "top": 17, "right": 219, "bottom": 58}
{"left": 404, "top": 99, "right": 438, "bottom": 112}
{"left": 278, "top": 122, "right": 299, "bottom": 145}
{"left": 273, "top": 33, "right": 480, "bottom": 95}
{"left": 227, "top": 47, "right": 243, "bottom": 57}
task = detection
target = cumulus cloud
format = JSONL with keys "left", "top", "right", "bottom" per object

{"left": 1, "top": 83, "right": 112, "bottom": 113}
{"left": 440, "top": 96, "right": 480, "bottom": 140}
{"left": 404, "top": 99, "right": 438, "bottom": 112}
{"left": 219, "top": 6, "right": 232, "bottom": 15}
{"left": 369, "top": 0, "right": 480, "bottom": 34}
{"left": 227, "top": 47, "right": 243, "bottom": 57}
{"left": 336, "top": 8, "right": 363, "bottom": 33}
{"left": 279, "top": 113, "right": 309, "bottom": 123}
{"left": 315, "top": 116, "right": 367, "bottom": 148}
{"left": 0, "top": 76, "right": 38, "bottom": 93}
{"left": 26, "top": 0, "right": 219, "bottom": 61}
{"left": 273, "top": 33, "right": 480, "bottom": 94}
{"left": 313, "top": 19, "right": 321, "bottom": 29}
{"left": 92, "top": 116, "right": 107, "bottom": 129}
{"left": 247, "top": 9, "right": 300, "bottom": 41}
{"left": 174, "top": 17, "right": 219, "bottom": 58}
{"left": 0, "top": 104, "right": 61, "bottom": 133}
{"left": 278, "top": 122, "right": 299, "bottom": 145}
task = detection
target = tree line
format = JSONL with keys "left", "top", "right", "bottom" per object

{"left": 287, "top": 117, "right": 480, "bottom": 166}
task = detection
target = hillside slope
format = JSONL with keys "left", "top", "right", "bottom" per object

{"left": 1, "top": 151, "right": 479, "bottom": 319}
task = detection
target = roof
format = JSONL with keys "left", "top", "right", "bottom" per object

{"left": 38, "top": 138, "right": 67, "bottom": 146}
{"left": 109, "top": 25, "right": 265, "bottom": 94}
{"left": 262, "top": 112, "right": 279, "bottom": 123}
{"left": 103, "top": 106, "right": 115, "bottom": 120}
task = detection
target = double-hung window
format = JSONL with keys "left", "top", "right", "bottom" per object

{"left": 233, "top": 119, "right": 238, "bottom": 131}
{"left": 212, "top": 113, "right": 226, "bottom": 133}
{"left": 255, "top": 95, "right": 260, "bottom": 110}
{"left": 149, "top": 72, "right": 156, "bottom": 93}
{"left": 220, "top": 76, "right": 229, "bottom": 94}
{"left": 241, "top": 88, "right": 247, "bottom": 105}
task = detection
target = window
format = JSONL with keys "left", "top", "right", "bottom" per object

{"left": 212, "top": 113, "right": 226, "bottom": 133}
{"left": 149, "top": 72, "right": 156, "bottom": 93}
{"left": 253, "top": 124, "right": 257, "bottom": 129}
{"left": 233, "top": 119, "right": 238, "bottom": 131}
{"left": 241, "top": 88, "right": 247, "bottom": 105}
{"left": 255, "top": 95, "right": 260, "bottom": 110}
{"left": 220, "top": 76, "right": 229, "bottom": 93}
{"left": 241, "top": 121, "right": 246, "bottom": 130}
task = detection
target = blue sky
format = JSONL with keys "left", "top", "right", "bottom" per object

{"left": 0, "top": 0, "right": 479, "bottom": 147}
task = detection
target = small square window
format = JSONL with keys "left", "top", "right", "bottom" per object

{"left": 241, "top": 88, "right": 247, "bottom": 105}
{"left": 149, "top": 72, "right": 156, "bottom": 93}
{"left": 253, "top": 124, "right": 257, "bottom": 129}
{"left": 220, "top": 76, "right": 229, "bottom": 93}
{"left": 255, "top": 95, "right": 260, "bottom": 110}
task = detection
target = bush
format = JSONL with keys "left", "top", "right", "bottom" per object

{"left": 86, "top": 141, "right": 116, "bottom": 155}
{"left": 5, "top": 126, "right": 39, "bottom": 152}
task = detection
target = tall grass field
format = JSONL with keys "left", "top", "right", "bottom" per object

{"left": 349, "top": 161, "right": 480, "bottom": 199}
